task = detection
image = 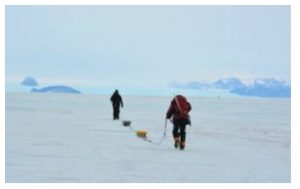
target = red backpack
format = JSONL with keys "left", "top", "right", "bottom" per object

{"left": 173, "top": 95, "right": 190, "bottom": 119}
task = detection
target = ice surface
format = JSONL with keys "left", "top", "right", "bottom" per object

{"left": 5, "top": 93, "right": 291, "bottom": 183}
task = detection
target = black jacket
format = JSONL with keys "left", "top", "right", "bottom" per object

{"left": 110, "top": 90, "right": 123, "bottom": 108}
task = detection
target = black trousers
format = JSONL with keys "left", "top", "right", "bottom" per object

{"left": 172, "top": 119, "right": 188, "bottom": 142}
{"left": 113, "top": 106, "right": 120, "bottom": 120}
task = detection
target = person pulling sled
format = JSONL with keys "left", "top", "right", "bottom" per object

{"left": 166, "top": 95, "right": 192, "bottom": 150}
{"left": 110, "top": 90, "right": 123, "bottom": 120}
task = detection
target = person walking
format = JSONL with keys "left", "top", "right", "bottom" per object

{"left": 110, "top": 90, "right": 123, "bottom": 120}
{"left": 166, "top": 95, "right": 192, "bottom": 150}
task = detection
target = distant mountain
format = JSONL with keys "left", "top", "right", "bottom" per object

{"left": 253, "top": 78, "right": 289, "bottom": 89}
{"left": 169, "top": 78, "right": 246, "bottom": 90}
{"left": 169, "top": 81, "right": 210, "bottom": 89}
{"left": 185, "top": 81, "right": 210, "bottom": 89}
{"left": 31, "top": 86, "right": 81, "bottom": 94}
{"left": 21, "top": 77, "right": 38, "bottom": 86}
{"left": 231, "top": 78, "right": 291, "bottom": 98}
{"left": 212, "top": 78, "right": 246, "bottom": 90}
{"left": 169, "top": 77, "right": 291, "bottom": 98}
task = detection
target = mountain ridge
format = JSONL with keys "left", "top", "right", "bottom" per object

{"left": 169, "top": 77, "right": 291, "bottom": 98}
{"left": 31, "top": 85, "right": 81, "bottom": 94}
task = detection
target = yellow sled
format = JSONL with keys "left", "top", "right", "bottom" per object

{"left": 136, "top": 131, "right": 148, "bottom": 138}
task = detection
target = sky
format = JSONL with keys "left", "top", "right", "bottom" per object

{"left": 5, "top": 5, "right": 291, "bottom": 88}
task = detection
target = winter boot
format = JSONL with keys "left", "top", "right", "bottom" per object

{"left": 180, "top": 142, "right": 185, "bottom": 150}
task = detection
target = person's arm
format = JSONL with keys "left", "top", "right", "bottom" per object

{"left": 120, "top": 96, "right": 123, "bottom": 108}
{"left": 187, "top": 102, "right": 192, "bottom": 112}
{"left": 166, "top": 103, "right": 174, "bottom": 119}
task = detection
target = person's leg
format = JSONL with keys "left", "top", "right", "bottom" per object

{"left": 172, "top": 123, "right": 180, "bottom": 148}
{"left": 179, "top": 124, "right": 187, "bottom": 150}
{"left": 116, "top": 107, "right": 120, "bottom": 120}
{"left": 113, "top": 106, "right": 117, "bottom": 120}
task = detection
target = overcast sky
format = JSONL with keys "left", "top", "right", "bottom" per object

{"left": 5, "top": 5, "right": 291, "bottom": 87}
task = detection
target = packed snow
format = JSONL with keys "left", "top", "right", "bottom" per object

{"left": 5, "top": 93, "right": 291, "bottom": 183}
